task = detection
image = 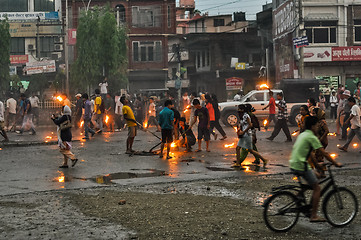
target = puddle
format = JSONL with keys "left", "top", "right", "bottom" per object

{"left": 92, "top": 169, "right": 168, "bottom": 184}
{"left": 180, "top": 159, "right": 205, "bottom": 163}
{"left": 206, "top": 167, "right": 234, "bottom": 172}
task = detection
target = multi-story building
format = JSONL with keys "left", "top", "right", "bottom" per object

{"left": 273, "top": 0, "right": 361, "bottom": 92}
{"left": 62, "top": 0, "right": 176, "bottom": 92}
{"left": 1, "top": 0, "right": 63, "bottom": 84}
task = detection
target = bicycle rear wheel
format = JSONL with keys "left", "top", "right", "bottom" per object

{"left": 323, "top": 187, "right": 358, "bottom": 227}
{"left": 263, "top": 191, "right": 300, "bottom": 232}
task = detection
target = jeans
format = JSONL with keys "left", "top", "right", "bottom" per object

{"left": 95, "top": 113, "right": 103, "bottom": 130}
{"left": 210, "top": 120, "right": 226, "bottom": 137}
{"left": 341, "top": 112, "right": 351, "bottom": 139}
{"left": 267, "top": 114, "right": 277, "bottom": 126}
{"left": 84, "top": 118, "right": 95, "bottom": 138}
{"left": 20, "top": 114, "right": 36, "bottom": 133}
{"left": 330, "top": 106, "right": 337, "bottom": 119}
{"left": 342, "top": 127, "right": 361, "bottom": 149}
{"left": 269, "top": 118, "right": 292, "bottom": 140}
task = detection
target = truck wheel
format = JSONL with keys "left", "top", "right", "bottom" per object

{"left": 224, "top": 111, "right": 239, "bottom": 127}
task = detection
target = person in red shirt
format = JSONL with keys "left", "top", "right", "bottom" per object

{"left": 262, "top": 90, "right": 277, "bottom": 130}
{"left": 205, "top": 95, "right": 217, "bottom": 140}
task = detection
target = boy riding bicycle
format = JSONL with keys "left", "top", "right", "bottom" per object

{"left": 289, "top": 116, "right": 342, "bottom": 222}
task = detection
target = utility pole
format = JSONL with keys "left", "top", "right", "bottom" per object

{"left": 174, "top": 44, "right": 182, "bottom": 109}
{"left": 266, "top": 48, "right": 269, "bottom": 86}
{"left": 36, "top": 16, "right": 40, "bottom": 59}
{"left": 64, "top": 0, "right": 70, "bottom": 96}
{"left": 298, "top": 0, "right": 304, "bottom": 79}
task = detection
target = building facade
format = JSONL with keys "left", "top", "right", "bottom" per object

{"left": 62, "top": 0, "right": 176, "bottom": 92}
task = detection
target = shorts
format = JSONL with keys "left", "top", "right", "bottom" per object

{"left": 291, "top": 169, "right": 318, "bottom": 186}
{"left": 197, "top": 127, "right": 210, "bottom": 141}
{"left": 128, "top": 126, "right": 137, "bottom": 138}
{"left": 237, "top": 135, "right": 252, "bottom": 149}
{"left": 161, "top": 129, "right": 173, "bottom": 143}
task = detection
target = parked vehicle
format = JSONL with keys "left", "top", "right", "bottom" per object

{"left": 219, "top": 79, "right": 321, "bottom": 126}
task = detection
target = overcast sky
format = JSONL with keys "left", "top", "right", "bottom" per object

{"left": 188, "top": 0, "right": 270, "bottom": 20}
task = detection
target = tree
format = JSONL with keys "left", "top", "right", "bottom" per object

{"left": 27, "top": 74, "right": 50, "bottom": 97}
{"left": 72, "top": 6, "right": 128, "bottom": 93}
{"left": 0, "top": 18, "right": 11, "bottom": 96}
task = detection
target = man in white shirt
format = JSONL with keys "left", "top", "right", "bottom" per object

{"left": 6, "top": 94, "right": 17, "bottom": 131}
{"left": 147, "top": 97, "right": 161, "bottom": 131}
{"left": 339, "top": 96, "right": 361, "bottom": 152}
{"left": 329, "top": 91, "right": 338, "bottom": 120}
{"left": 233, "top": 91, "right": 242, "bottom": 101}
{"left": 29, "top": 93, "right": 40, "bottom": 125}
{"left": 0, "top": 100, "right": 9, "bottom": 141}
{"left": 114, "top": 94, "right": 124, "bottom": 131}
{"left": 99, "top": 77, "right": 108, "bottom": 98}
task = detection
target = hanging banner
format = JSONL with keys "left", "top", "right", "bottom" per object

{"left": 25, "top": 60, "right": 56, "bottom": 75}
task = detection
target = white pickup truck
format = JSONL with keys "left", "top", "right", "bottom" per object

{"left": 219, "top": 89, "right": 306, "bottom": 126}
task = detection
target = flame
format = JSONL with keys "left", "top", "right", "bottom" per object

{"left": 80, "top": 121, "right": 84, "bottom": 127}
{"left": 293, "top": 176, "right": 298, "bottom": 181}
{"left": 0, "top": 148, "right": 2, "bottom": 151}
{"left": 45, "top": 140, "right": 48, "bottom": 143}
{"left": 183, "top": 105, "right": 191, "bottom": 114}
{"left": 58, "top": 176, "right": 65, "bottom": 183}
{"left": 328, "top": 132, "right": 336, "bottom": 136}
{"left": 56, "top": 96, "right": 63, "bottom": 102}
{"left": 260, "top": 84, "right": 269, "bottom": 89}
{"left": 45, "top": 136, "right": 52, "bottom": 139}
{"left": 224, "top": 143, "right": 235, "bottom": 148}
{"left": 171, "top": 142, "right": 176, "bottom": 148}
{"left": 330, "top": 153, "right": 337, "bottom": 158}
{"left": 263, "top": 119, "right": 268, "bottom": 126}
{"left": 292, "top": 131, "right": 298, "bottom": 136}
{"left": 143, "top": 122, "right": 148, "bottom": 128}
{"left": 347, "top": 128, "right": 350, "bottom": 132}
{"left": 244, "top": 166, "right": 251, "bottom": 172}
{"left": 105, "top": 115, "right": 109, "bottom": 124}
{"left": 233, "top": 126, "right": 238, "bottom": 132}
{"left": 149, "top": 110, "right": 151, "bottom": 113}
{"left": 337, "top": 144, "right": 340, "bottom": 147}
{"left": 353, "top": 143, "right": 358, "bottom": 148}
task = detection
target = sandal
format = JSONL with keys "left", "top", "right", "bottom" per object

{"left": 71, "top": 158, "right": 78, "bottom": 167}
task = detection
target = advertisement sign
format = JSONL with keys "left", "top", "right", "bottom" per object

{"left": 68, "top": 29, "right": 77, "bottom": 45}
{"left": 273, "top": 0, "right": 296, "bottom": 39}
{"left": 226, "top": 77, "right": 243, "bottom": 90}
{"left": 304, "top": 47, "right": 361, "bottom": 62}
{"left": 9, "top": 66, "right": 17, "bottom": 76}
{"left": 293, "top": 36, "right": 309, "bottom": 48}
{"left": 25, "top": 60, "right": 56, "bottom": 75}
{"left": 10, "top": 55, "right": 29, "bottom": 64}
{"left": 332, "top": 47, "right": 361, "bottom": 61}
{"left": 9, "top": 22, "right": 61, "bottom": 37}
{"left": 304, "top": 47, "right": 332, "bottom": 62}
{"left": 0, "top": 12, "right": 59, "bottom": 20}
{"left": 235, "top": 62, "right": 246, "bottom": 70}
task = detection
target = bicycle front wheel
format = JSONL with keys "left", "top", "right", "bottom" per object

{"left": 323, "top": 187, "right": 358, "bottom": 227}
{"left": 263, "top": 191, "right": 300, "bottom": 232}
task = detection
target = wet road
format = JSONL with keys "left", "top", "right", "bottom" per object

{"left": 0, "top": 122, "right": 360, "bottom": 196}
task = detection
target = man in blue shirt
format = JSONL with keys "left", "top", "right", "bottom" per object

{"left": 158, "top": 100, "right": 174, "bottom": 159}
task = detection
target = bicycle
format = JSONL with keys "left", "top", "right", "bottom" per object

{"left": 263, "top": 163, "right": 358, "bottom": 232}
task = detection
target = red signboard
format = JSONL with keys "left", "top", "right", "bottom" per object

{"left": 68, "top": 29, "right": 77, "bottom": 45}
{"left": 226, "top": 77, "right": 243, "bottom": 90}
{"left": 10, "top": 55, "right": 28, "bottom": 64}
{"left": 332, "top": 47, "right": 361, "bottom": 61}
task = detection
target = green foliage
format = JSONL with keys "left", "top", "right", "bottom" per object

{"left": 27, "top": 73, "right": 50, "bottom": 96}
{"left": 72, "top": 6, "right": 128, "bottom": 93}
{"left": 0, "top": 18, "right": 11, "bottom": 95}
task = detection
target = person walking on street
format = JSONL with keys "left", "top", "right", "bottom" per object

{"left": 336, "top": 90, "right": 345, "bottom": 135}
{"left": 179, "top": 117, "right": 196, "bottom": 152}
{"left": 190, "top": 99, "right": 211, "bottom": 152}
{"left": 94, "top": 89, "right": 104, "bottom": 133}
{"left": 16, "top": 94, "right": 36, "bottom": 135}
{"left": 29, "top": 93, "right": 40, "bottom": 125}
{"left": 329, "top": 91, "right": 338, "bottom": 121}
{"left": 114, "top": 93, "right": 124, "bottom": 131}
{"left": 51, "top": 105, "right": 78, "bottom": 168}
{"left": 147, "top": 97, "right": 161, "bottom": 131}
{"left": 340, "top": 90, "right": 352, "bottom": 140}
{"left": 5, "top": 93, "right": 17, "bottom": 131}
{"left": 338, "top": 97, "right": 361, "bottom": 152}
{"left": 266, "top": 92, "right": 292, "bottom": 142}
{"left": 158, "top": 100, "right": 174, "bottom": 159}
{"left": 74, "top": 93, "right": 83, "bottom": 129}
{"left": 82, "top": 93, "right": 95, "bottom": 140}
{"left": 232, "top": 104, "right": 268, "bottom": 168}
{"left": 262, "top": 90, "right": 277, "bottom": 130}
{"left": 308, "top": 98, "right": 317, "bottom": 116}
{"left": 318, "top": 92, "right": 326, "bottom": 111}
{"left": 120, "top": 96, "right": 137, "bottom": 154}
{"left": 205, "top": 94, "right": 218, "bottom": 140}
{"left": 323, "top": 83, "right": 331, "bottom": 109}
{"left": 62, "top": 93, "right": 71, "bottom": 109}
{"left": 0, "top": 100, "right": 9, "bottom": 142}
{"left": 211, "top": 94, "right": 227, "bottom": 140}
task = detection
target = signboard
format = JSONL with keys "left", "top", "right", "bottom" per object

{"left": 25, "top": 60, "right": 56, "bottom": 75}
{"left": 332, "top": 47, "right": 361, "bottom": 61}
{"left": 235, "top": 62, "right": 246, "bottom": 70}
{"left": 9, "top": 22, "right": 61, "bottom": 37}
{"left": 0, "top": 12, "right": 59, "bottom": 20}
{"left": 10, "top": 55, "right": 29, "bottom": 64}
{"left": 273, "top": 0, "right": 296, "bottom": 39}
{"left": 68, "top": 29, "right": 77, "bottom": 45}
{"left": 226, "top": 77, "right": 243, "bottom": 90}
{"left": 304, "top": 47, "right": 361, "bottom": 62}
{"left": 9, "top": 66, "right": 17, "bottom": 76}
{"left": 293, "top": 36, "right": 309, "bottom": 48}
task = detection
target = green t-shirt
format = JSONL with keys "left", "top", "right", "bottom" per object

{"left": 289, "top": 130, "right": 323, "bottom": 171}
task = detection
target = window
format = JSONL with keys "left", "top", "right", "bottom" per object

{"left": 10, "top": 38, "right": 25, "bottom": 55}
{"left": 115, "top": 5, "right": 126, "bottom": 25}
{"left": 133, "top": 41, "right": 162, "bottom": 62}
{"left": 213, "top": 19, "right": 225, "bottom": 27}
{"left": 0, "top": 0, "right": 27, "bottom": 12}
{"left": 167, "top": 5, "right": 171, "bottom": 28}
{"left": 305, "top": 21, "right": 337, "bottom": 44}
{"left": 195, "top": 50, "right": 210, "bottom": 70}
{"left": 354, "top": 20, "right": 361, "bottom": 42}
{"left": 132, "top": 5, "right": 161, "bottom": 28}
{"left": 248, "top": 92, "right": 264, "bottom": 102}
{"left": 39, "top": 37, "right": 55, "bottom": 57}
{"left": 34, "top": 0, "right": 54, "bottom": 11}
